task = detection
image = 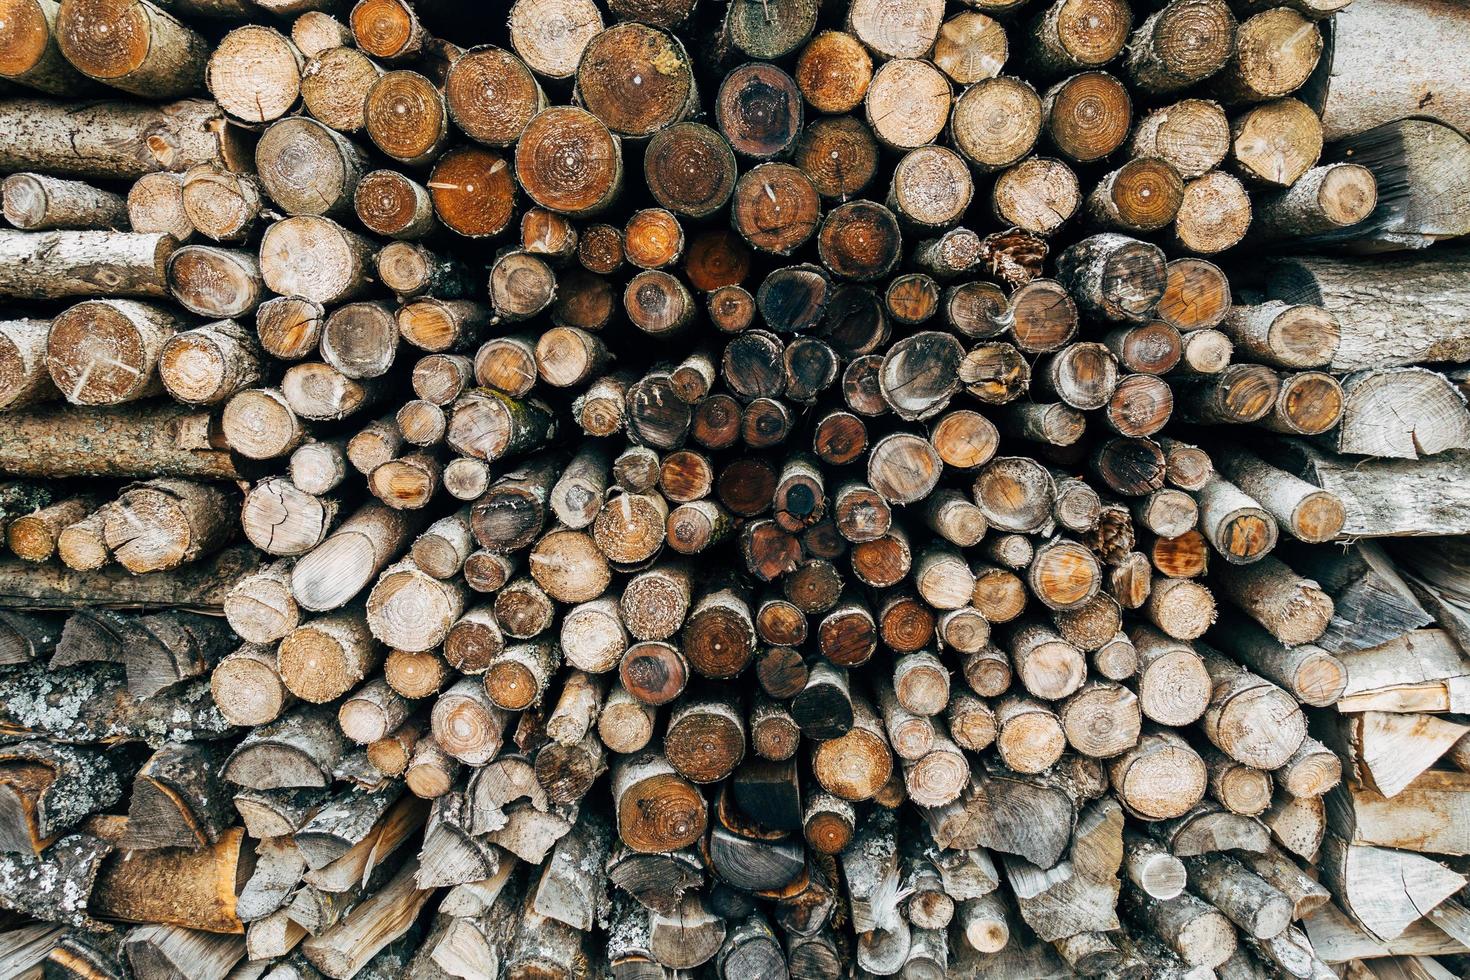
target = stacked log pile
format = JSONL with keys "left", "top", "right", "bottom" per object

{"left": 0, "top": 0, "right": 1467, "bottom": 977}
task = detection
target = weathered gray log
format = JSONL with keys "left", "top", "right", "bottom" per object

{"left": 0, "top": 230, "right": 175, "bottom": 298}
{"left": 0, "top": 661, "right": 230, "bottom": 745}
{"left": 1257, "top": 249, "right": 1470, "bottom": 372}
{"left": 0, "top": 831, "right": 112, "bottom": 928}
{"left": 1269, "top": 440, "right": 1470, "bottom": 538}
{"left": 1302, "top": 0, "right": 1470, "bottom": 141}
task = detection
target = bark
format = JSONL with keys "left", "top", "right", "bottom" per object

{"left": 0, "top": 541, "right": 258, "bottom": 614}
{"left": 0, "top": 739, "right": 124, "bottom": 852}
{"left": 1306, "top": 0, "right": 1470, "bottom": 142}
{"left": 0, "top": 98, "right": 248, "bottom": 180}
{"left": 0, "top": 830, "right": 113, "bottom": 928}
{"left": 0, "top": 231, "right": 176, "bottom": 302}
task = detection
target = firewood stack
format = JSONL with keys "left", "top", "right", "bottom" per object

{"left": 0, "top": 0, "right": 1468, "bottom": 976}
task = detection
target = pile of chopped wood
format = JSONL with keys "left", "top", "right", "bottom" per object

{"left": 0, "top": 0, "right": 1469, "bottom": 977}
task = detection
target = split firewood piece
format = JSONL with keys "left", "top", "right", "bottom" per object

{"left": 1203, "top": 746, "right": 1272, "bottom": 817}
{"left": 88, "top": 817, "right": 247, "bottom": 935}
{"left": 231, "top": 786, "right": 326, "bottom": 844}
{"left": 1214, "top": 554, "right": 1332, "bottom": 646}
{"left": 1182, "top": 852, "right": 1293, "bottom": 941}
{"left": 276, "top": 610, "right": 381, "bottom": 708}
{"left": 302, "top": 858, "right": 433, "bottom": 979}
{"left": 840, "top": 807, "right": 904, "bottom": 935}
{"left": 123, "top": 741, "right": 231, "bottom": 851}
{"left": 429, "top": 677, "right": 511, "bottom": 768}
{"left": 222, "top": 705, "right": 346, "bottom": 791}
{"left": 290, "top": 504, "right": 420, "bottom": 614}
{"left": 1328, "top": 766, "right": 1470, "bottom": 860}
{"left": 711, "top": 787, "right": 805, "bottom": 899}
{"left": 120, "top": 923, "right": 248, "bottom": 980}
{"left": 414, "top": 791, "right": 498, "bottom": 889}
{"left": 58, "top": 607, "right": 234, "bottom": 699}
{"left": 293, "top": 782, "right": 405, "bottom": 875}
{"left": 1327, "top": 367, "right": 1470, "bottom": 461}
{"left": 0, "top": 611, "right": 61, "bottom": 667}
{"left": 530, "top": 806, "right": 612, "bottom": 931}
{"left": 223, "top": 560, "right": 299, "bottom": 649}
{"left": 1159, "top": 798, "right": 1272, "bottom": 858}
{"left": 482, "top": 787, "right": 573, "bottom": 863}
{"left": 98, "top": 479, "right": 236, "bottom": 575}
{"left": 809, "top": 691, "right": 892, "bottom": 803}
{"left": 0, "top": 740, "right": 125, "bottom": 854}
{"left": 955, "top": 893, "right": 1010, "bottom": 955}
{"left": 1256, "top": 789, "right": 1324, "bottom": 863}
{"left": 1192, "top": 472, "right": 1278, "bottom": 566}
{"left": 1003, "top": 852, "right": 1119, "bottom": 944}
{"left": 923, "top": 755, "right": 1098, "bottom": 868}
{"left": 606, "top": 841, "right": 704, "bottom": 918}
{"left": 1056, "top": 233, "right": 1167, "bottom": 324}
{"left": 425, "top": 863, "right": 527, "bottom": 976}
{"left": 1320, "top": 836, "right": 1467, "bottom": 943}
{"left": 1121, "top": 880, "right": 1238, "bottom": 970}
{"left": 0, "top": 658, "right": 232, "bottom": 745}
{"left": 0, "top": 94, "right": 248, "bottom": 179}
{"left": 0, "top": 318, "right": 58, "bottom": 413}
{"left": 463, "top": 754, "right": 546, "bottom": 840}
{"left": 236, "top": 836, "right": 307, "bottom": 925}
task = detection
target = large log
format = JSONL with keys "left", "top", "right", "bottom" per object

{"left": 0, "top": 231, "right": 174, "bottom": 299}
{"left": 1270, "top": 441, "right": 1470, "bottom": 538}
{"left": 1257, "top": 249, "right": 1470, "bottom": 372}
{"left": 1303, "top": 0, "right": 1470, "bottom": 141}
{"left": 0, "top": 99, "right": 249, "bottom": 179}
{"left": 0, "top": 544, "right": 259, "bottom": 611}
{"left": 0, "top": 401, "right": 240, "bottom": 480}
